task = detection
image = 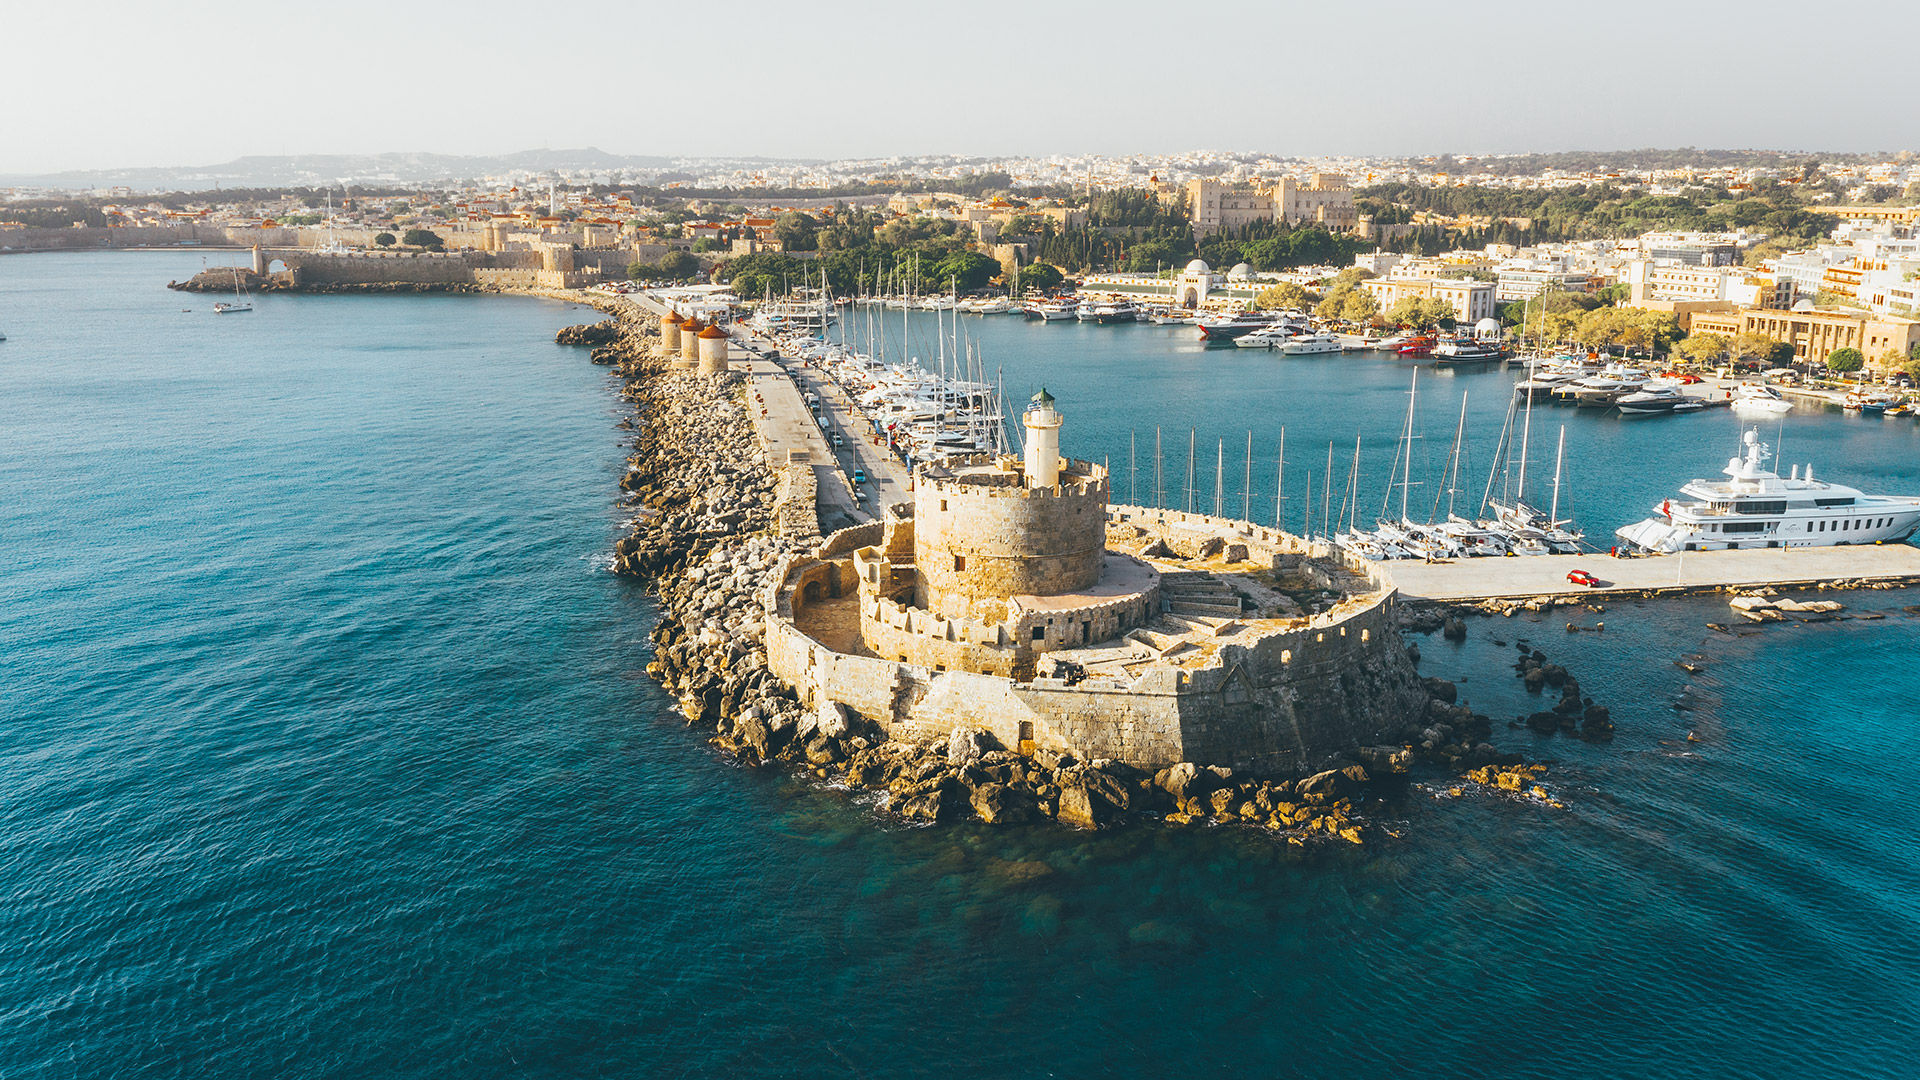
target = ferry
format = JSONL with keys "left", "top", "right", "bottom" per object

{"left": 1615, "top": 428, "right": 1920, "bottom": 553}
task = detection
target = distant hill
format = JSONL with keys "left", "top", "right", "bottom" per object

{"left": 0, "top": 148, "right": 701, "bottom": 192}
{"left": 1410, "top": 148, "right": 1899, "bottom": 176}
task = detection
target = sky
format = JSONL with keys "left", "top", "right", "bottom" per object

{"left": 5, "top": 0, "right": 1916, "bottom": 174}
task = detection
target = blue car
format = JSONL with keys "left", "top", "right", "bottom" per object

{"left": 852, "top": 469, "right": 866, "bottom": 485}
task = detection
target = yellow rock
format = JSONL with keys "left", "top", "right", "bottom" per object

{"left": 1339, "top": 827, "right": 1363, "bottom": 845}
{"left": 1495, "top": 771, "right": 1525, "bottom": 791}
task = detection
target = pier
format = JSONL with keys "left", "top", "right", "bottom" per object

{"left": 1386, "top": 544, "right": 1920, "bottom": 602}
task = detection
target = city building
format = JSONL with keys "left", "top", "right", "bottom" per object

{"left": 1186, "top": 175, "right": 1357, "bottom": 237}
{"left": 1688, "top": 307, "right": 1920, "bottom": 368}
{"left": 1360, "top": 276, "right": 1497, "bottom": 324}
{"left": 1623, "top": 258, "right": 1789, "bottom": 308}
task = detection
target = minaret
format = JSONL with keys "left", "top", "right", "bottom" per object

{"left": 1023, "top": 388, "right": 1063, "bottom": 489}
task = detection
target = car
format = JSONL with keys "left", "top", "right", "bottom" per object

{"left": 1566, "top": 569, "right": 1600, "bottom": 587}
{"left": 852, "top": 468, "right": 866, "bottom": 484}
{"left": 1659, "top": 371, "right": 1703, "bottom": 384}
{"left": 832, "top": 432, "right": 843, "bottom": 447}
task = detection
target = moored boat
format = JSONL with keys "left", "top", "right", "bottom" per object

{"left": 1616, "top": 427, "right": 1920, "bottom": 552}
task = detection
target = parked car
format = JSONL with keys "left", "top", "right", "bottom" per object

{"left": 1566, "top": 569, "right": 1600, "bottom": 587}
{"left": 852, "top": 468, "right": 867, "bottom": 485}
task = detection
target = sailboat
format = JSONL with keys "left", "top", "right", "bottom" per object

{"left": 213, "top": 267, "right": 253, "bottom": 314}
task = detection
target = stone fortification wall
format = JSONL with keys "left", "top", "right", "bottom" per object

{"left": 1107, "top": 503, "right": 1387, "bottom": 587}
{"left": 915, "top": 455, "right": 1109, "bottom": 618}
{"left": 283, "top": 251, "right": 480, "bottom": 285}
{"left": 766, "top": 515, "right": 1420, "bottom": 775}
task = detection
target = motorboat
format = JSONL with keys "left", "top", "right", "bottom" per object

{"left": 1081, "top": 301, "right": 1141, "bottom": 324}
{"left": 1395, "top": 335, "right": 1435, "bottom": 358}
{"left": 1616, "top": 385, "right": 1687, "bottom": 414}
{"left": 1616, "top": 427, "right": 1920, "bottom": 552}
{"left": 1431, "top": 336, "right": 1506, "bottom": 364}
{"left": 1730, "top": 383, "right": 1793, "bottom": 415}
{"left": 1281, "top": 332, "right": 1343, "bottom": 355}
{"left": 1196, "top": 310, "right": 1277, "bottom": 342}
{"left": 1234, "top": 325, "right": 1297, "bottom": 349}
{"left": 1025, "top": 299, "right": 1080, "bottom": 321}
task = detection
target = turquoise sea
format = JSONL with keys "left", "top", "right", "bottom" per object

{"left": 4, "top": 253, "right": 1918, "bottom": 1078}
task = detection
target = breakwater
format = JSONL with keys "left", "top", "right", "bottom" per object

{"left": 565, "top": 308, "right": 1534, "bottom": 840}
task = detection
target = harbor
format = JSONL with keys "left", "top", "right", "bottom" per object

{"left": 1384, "top": 543, "right": 1920, "bottom": 602}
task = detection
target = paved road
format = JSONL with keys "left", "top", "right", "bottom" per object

{"left": 784, "top": 360, "right": 914, "bottom": 513}
{"left": 1385, "top": 544, "right": 1920, "bottom": 601}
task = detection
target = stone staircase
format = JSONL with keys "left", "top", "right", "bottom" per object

{"left": 1158, "top": 571, "right": 1245, "bottom": 619}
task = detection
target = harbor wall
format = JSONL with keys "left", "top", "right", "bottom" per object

{"left": 766, "top": 516, "right": 1424, "bottom": 774}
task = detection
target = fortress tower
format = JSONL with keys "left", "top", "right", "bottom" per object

{"left": 912, "top": 390, "right": 1110, "bottom": 621}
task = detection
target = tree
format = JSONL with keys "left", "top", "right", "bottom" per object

{"left": 1339, "top": 289, "right": 1380, "bottom": 323}
{"left": 1018, "top": 263, "right": 1064, "bottom": 292}
{"left": 373, "top": 232, "right": 395, "bottom": 248}
{"left": 655, "top": 250, "right": 700, "bottom": 281}
{"left": 401, "top": 228, "right": 443, "bottom": 250}
{"left": 773, "top": 212, "right": 818, "bottom": 252}
{"left": 692, "top": 237, "right": 724, "bottom": 253}
{"left": 1827, "top": 346, "right": 1865, "bottom": 373}
{"left": 1673, "top": 332, "right": 1729, "bottom": 367}
{"left": 1253, "top": 282, "right": 1312, "bottom": 311}
{"left": 932, "top": 250, "right": 1000, "bottom": 292}
{"left": 1387, "top": 295, "right": 1457, "bottom": 329}
{"left": 1729, "top": 330, "right": 1781, "bottom": 364}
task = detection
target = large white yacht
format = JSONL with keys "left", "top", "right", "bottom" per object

{"left": 1615, "top": 428, "right": 1920, "bottom": 553}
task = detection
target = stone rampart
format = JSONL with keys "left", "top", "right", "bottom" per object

{"left": 765, "top": 513, "right": 1421, "bottom": 774}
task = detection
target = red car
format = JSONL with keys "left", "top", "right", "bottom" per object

{"left": 1660, "top": 371, "right": 1704, "bottom": 384}
{"left": 1566, "top": 569, "right": 1601, "bottom": 587}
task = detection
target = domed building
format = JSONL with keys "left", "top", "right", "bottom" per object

{"left": 1227, "top": 262, "right": 1254, "bottom": 281}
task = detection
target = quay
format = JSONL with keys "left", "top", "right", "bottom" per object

{"left": 1386, "top": 544, "right": 1920, "bottom": 602}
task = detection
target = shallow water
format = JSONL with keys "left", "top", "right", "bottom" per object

{"left": 3, "top": 256, "right": 1917, "bottom": 1077}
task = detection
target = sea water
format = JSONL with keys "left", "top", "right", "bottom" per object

{"left": 2, "top": 255, "right": 1917, "bottom": 1078}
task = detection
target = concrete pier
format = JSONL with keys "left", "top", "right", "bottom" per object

{"left": 1386, "top": 544, "right": 1920, "bottom": 602}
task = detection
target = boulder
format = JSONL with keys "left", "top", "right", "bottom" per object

{"left": 970, "top": 783, "right": 1034, "bottom": 825}
{"left": 897, "top": 786, "right": 953, "bottom": 823}
{"left": 947, "top": 727, "right": 990, "bottom": 768}
{"left": 1196, "top": 536, "right": 1225, "bottom": 558}
{"left": 1423, "top": 677, "right": 1458, "bottom": 704}
{"left": 816, "top": 701, "right": 852, "bottom": 739}
{"left": 1352, "top": 746, "right": 1412, "bottom": 775}
{"left": 1153, "top": 762, "right": 1204, "bottom": 800}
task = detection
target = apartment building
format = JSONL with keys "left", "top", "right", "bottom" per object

{"left": 1360, "top": 276, "right": 1497, "bottom": 324}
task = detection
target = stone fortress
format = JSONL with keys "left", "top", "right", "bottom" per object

{"left": 767, "top": 391, "right": 1427, "bottom": 775}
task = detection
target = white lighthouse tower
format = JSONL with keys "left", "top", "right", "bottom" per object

{"left": 1023, "top": 387, "right": 1063, "bottom": 489}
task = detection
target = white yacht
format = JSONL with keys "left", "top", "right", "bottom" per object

{"left": 1615, "top": 428, "right": 1920, "bottom": 553}
{"left": 1730, "top": 384, "right": 1794, "bottom": 415}
{"left": 1234, "top": 325, "right": 1297, "bottom": 349}
{"left": 1281, "top": 332, "right": 1343, "bottom": 355}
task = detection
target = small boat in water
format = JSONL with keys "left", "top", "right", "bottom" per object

{"left": 1730, "top": 383, "right": 1793, "bottom": 415}
{"left": 1281, "top": 332, "right": 1342, "bottom": 355}
{"left": 1431, "top": 336, "right": 1506, "bottom": 364}
{"left": 1616, "top": 385, "right": 1687, "bottom": 414}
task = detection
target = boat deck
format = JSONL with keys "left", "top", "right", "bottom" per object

{"left": 1385, "top": 544, "right": 1920, "bottom": 602}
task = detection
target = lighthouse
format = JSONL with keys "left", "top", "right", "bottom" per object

{"left": 1023, "top": 387, "right": 1063, "bottom": 489}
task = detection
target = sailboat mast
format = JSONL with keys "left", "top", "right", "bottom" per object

{"left": 1243, "top": 430, "right": 1253, "bottom": 523}
{"left": 1275, "top": 427, "right": 1286, "bottom": 530}
{"left": 1214, "top": 439, "right": 1224, "bottom": 518}
{"left": 1516, "top": 379, "right": 1534, "bottom": 504}
{"left": 1550, "top": 425, "right": 1566, "bottom": 524}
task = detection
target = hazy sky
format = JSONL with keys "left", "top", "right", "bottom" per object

{"left": 7, "top": 0, "right": 1916, "bottom": 173}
